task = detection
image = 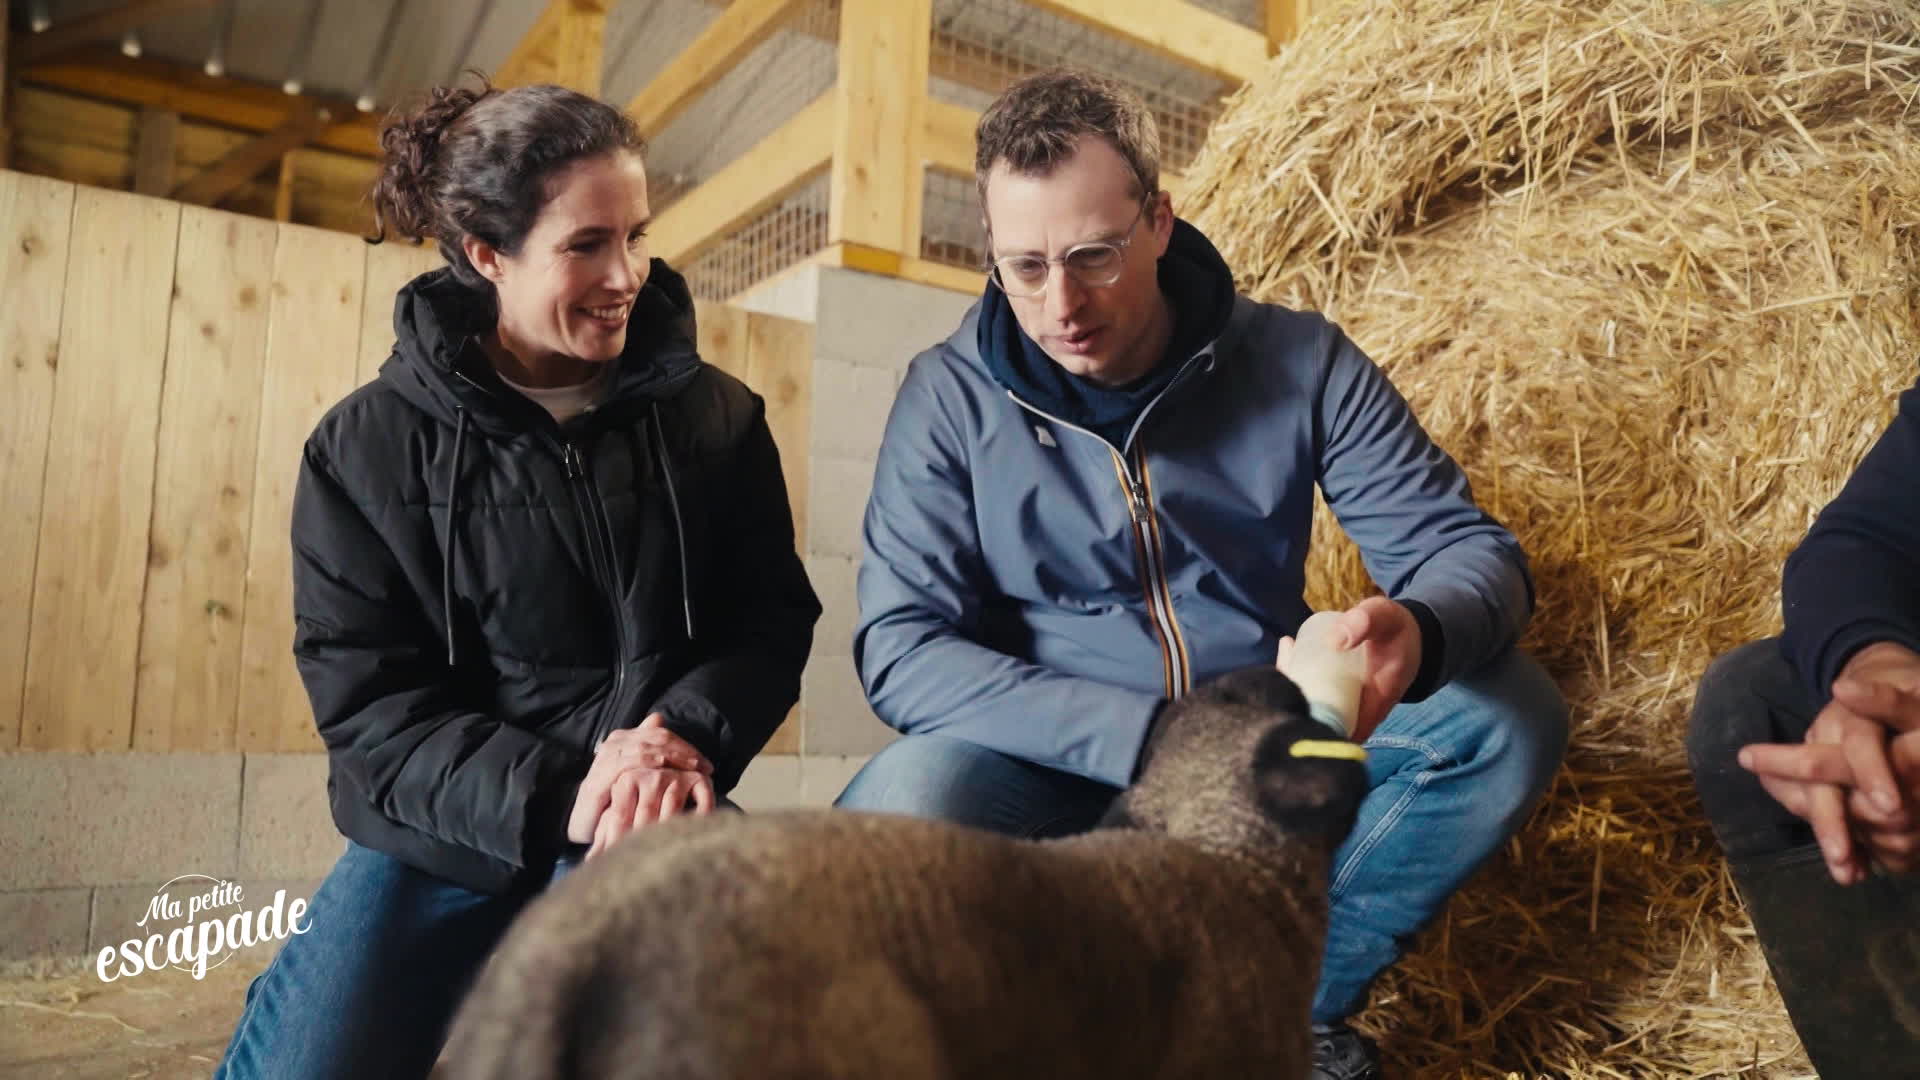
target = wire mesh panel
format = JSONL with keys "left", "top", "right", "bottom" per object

{"left": 921, "top": 0, "right": 1239, "bottom": 270}
{"left": 928, "top": 0, "right": 1233, "bottom": 173}
{"left": 681, "top": 174, "right": 831, "bottom": 302}
{"left": 641, "top": 0, "right": 841, "bottom": 215}
{"left": 920, "top": 168, "right": 990, "bottom": 277}
{"left": 601, "top": 0, "right": 726, "bottom": 106}
{"left": 1186, "top": 0, "right": 1264, "bottom": 29}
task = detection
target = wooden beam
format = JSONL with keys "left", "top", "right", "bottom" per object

{"left": 275, "top": 152, "right": 296, "bottom": 221}
{"left": 1, "top": 9, "right": 12, "bottom": 167}
{"left": 172, "top": 106, "right": 327, "bottom": 207}
{"left": 901, "top": 254, "right": 986, "bottom": 296}
{"left": 549, "top": 0, "right": 608, "bottom": 95}
{"left": 626, "top": 0, "right": 803, "bottom": 136}
{"left": 13, "top": 0, "right": 217, "bottom": 66}
{"left": 18, "top": 49, "right": 379, "bottom": 157}
{"left": 1264, "top": 0, "right": 1311, "bottom": 53}
{"left": 830, "top": 0, "right": 931, "bottom": 254}
{"left": 495, "top": 1, "right": 564, "bottom": 88}
{"left": 651, "top": 89, "right": 834, "bottom": 267}
{"left": 132, "top": 107, "right": 178, "bottom": 196}
{"left": 1020, "top": 0, "right": 1268, "bottom": 85}
{"left": 811, "top": 240, "right": 902, "bottom": 278}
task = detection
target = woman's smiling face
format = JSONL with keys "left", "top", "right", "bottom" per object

{"left": 475, "top": 151, "right": 653, "bottom": 367}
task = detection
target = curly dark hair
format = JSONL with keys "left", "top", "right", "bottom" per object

{"left": 368, "top": 75, "right": 647, "bottom": 296}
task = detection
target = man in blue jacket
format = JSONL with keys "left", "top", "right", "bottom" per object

{"left": 1689, "top": 376, "right": 1920, "bottom": 1077}
{"left": 835, "top": 69, "right": 1568, "bottom": 1078}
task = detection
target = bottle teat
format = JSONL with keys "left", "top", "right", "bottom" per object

{"left": 1283, "top": 612, "right": 1367, "bottom": 737}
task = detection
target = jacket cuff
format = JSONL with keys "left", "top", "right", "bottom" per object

{"left": 648, "top": 696, "right": 734, "bottom": 786}
{"left": 525, "top": 775, "right": 584, "bottom": 868}
{"left": 1802, "top": 621, "right": 1920, "bottom": 704}
{"left": 1396, "top": 598, "right": 1447, "bottom": 703}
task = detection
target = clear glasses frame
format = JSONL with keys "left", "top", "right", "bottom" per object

{"left": 986, "top": 197, "right": 1154, "bottom": 299}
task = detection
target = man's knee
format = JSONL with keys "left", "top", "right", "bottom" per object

{"left": 1687, "top": 638, "right": 1793, "bottom": 782}
{"left": 1686, "top": 638, "right": 1825, "bottom": 857}
{"left": 832, "top": 734, "right": 998, "bottom": 818}
{"left": 1457, "top": 649, "right": 1570, "bottom": 804}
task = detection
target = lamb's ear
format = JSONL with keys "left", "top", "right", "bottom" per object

{"left": 1192, "top": 665, "right": 1311, "bottom": 716}
{"left": 1251, "top": 721, "right": 1369, "bottom": 840}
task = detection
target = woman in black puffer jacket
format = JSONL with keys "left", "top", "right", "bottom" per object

{"left": 214, "top": 78, "right": 819, "bottom": 1080}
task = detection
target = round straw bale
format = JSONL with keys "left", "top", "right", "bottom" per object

{"left": 1183, "top": 0, "right": 1920, "bottom": 1074}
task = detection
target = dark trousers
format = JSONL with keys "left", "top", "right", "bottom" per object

{"left": 1688, "top": 640, "right": 1920, "bottom": 1078}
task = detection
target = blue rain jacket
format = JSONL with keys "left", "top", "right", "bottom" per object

{"left": 855, "top": 223, "right": 1533, "bottom": 787}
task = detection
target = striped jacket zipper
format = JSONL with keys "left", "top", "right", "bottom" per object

{"left": 1118, "top": 443, "right": 1193, "bottom": 697}
{"left": 1007, "top": 395, "right": 1195, "bottom": 699}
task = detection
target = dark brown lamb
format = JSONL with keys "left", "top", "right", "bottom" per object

{"left": 437, "top": 666, "right": 1368, "bottom": 1079}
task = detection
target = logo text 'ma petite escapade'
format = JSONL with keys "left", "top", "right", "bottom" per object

{"left": 96, "top": 876, "right": 311, "bottom": 981}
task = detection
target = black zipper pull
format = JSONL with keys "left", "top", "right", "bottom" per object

{"left": 563, "top": 442, "right": 584, "bottom": 480}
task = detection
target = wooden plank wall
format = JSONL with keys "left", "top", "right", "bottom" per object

{"left": 0, "top": 170, "right": 816, "bottom": 754}
{"left": 695, "top": 304, "right": 816, "bottom": 755}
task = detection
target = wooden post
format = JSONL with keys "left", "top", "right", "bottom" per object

{"left": 828, "top": 0, "right": 931, "bottom": 267}
{"left": 133, "top": 107, "right": 179, "bottom": 196}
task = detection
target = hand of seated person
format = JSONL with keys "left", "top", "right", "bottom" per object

{"left": 1278, "top": 596, "right": 1421, "bottom": 742}
{"left": 595, "top": 712, "right": 714, "bottom": 774}
{"left": 567, "top": 714, "right": 715, "bottom": 849}
{"left": 1739, "top": 641, "right": 1920, "bottom": 883}
{"left": 584, "top": 760, "right": 716, "bottom": 860}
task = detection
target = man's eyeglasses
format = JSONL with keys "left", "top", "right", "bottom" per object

{"left": 987, "top": 198, "right": 1153, "bottom": 299}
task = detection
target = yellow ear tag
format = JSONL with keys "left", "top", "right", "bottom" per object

{"left": 1290, "top": 739, "right": 1368, "bottom": 762}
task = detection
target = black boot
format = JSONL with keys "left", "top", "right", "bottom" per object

{"left": 1730, "top": 845, "right": 1920, "bottom": 1079}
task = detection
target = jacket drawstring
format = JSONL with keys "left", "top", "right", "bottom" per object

{"left": 650, "top": 401, "right": 697, "bottom": 640}
{"left": 443, "top": 406, "right": 469, "bottom": 667}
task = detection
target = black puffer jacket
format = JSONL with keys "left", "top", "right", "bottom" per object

{"left": 291, "top": 261, "right": 819, "bottom": 894}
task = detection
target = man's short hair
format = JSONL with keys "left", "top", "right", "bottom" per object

{"left": 973, "top": 69, "right": 1162, "bottom": 212}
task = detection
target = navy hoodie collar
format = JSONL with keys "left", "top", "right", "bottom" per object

{"left": 382, "top": 259, "right": 703, "bottom": 435}
{"left": 978, "top": 217, "right": 1237, "bottom": 449}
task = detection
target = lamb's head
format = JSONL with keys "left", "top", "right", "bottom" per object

{"left": 1106, "top": 666, "right": 1369, "bottom": 858}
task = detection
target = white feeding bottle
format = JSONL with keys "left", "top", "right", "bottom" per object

{"left": 1283, "top": 611, "right": 1368, "bottom": 737}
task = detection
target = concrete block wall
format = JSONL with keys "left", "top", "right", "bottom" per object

{"left": 0, "top": 750, "right": 862, "bottom": 968}
{"left": 0, "top": 752, "right": 333, "bottom": 969}
{"left": 800, "top": 268, "right": 980, "bottom": 757}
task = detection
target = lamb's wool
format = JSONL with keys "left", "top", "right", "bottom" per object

{"left": 437, "top": 669, "right": 1367, "bottom": 1080}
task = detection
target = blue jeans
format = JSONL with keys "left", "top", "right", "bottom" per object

{"left": 213, "top": 841, "right": 577, "bottom": 1079}
{"left": 836, "top": 647, "right": 1568, "bottom": 1024}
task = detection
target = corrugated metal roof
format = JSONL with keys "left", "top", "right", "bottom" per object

{"left": 28, "top": 0, "right": 725, "bottom": 112}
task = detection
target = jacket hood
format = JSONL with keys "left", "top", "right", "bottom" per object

{"left": 380, "top": 258, "right": 703, "bottom": 434}
{"left": 975, "top": 216, "right": 1237, "bottom": 445}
